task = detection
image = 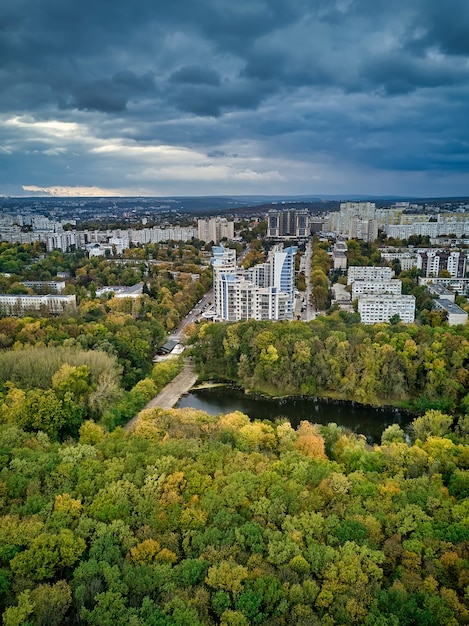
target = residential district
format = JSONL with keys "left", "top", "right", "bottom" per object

{"left": 1, "top": 199, "right": 469, "bottom": 326}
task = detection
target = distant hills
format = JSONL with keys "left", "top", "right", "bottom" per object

{"left": 1, "top": 194, "right": 468, "bottom": 219}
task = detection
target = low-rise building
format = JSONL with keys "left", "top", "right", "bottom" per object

{"left": 95, "top": 284, "right": 143, "bottom": 298}
{"left": 21, "top": 280, "right": 66, "bottom": 294}
{"left": 433, "top": 299, "right": 468, "bottom": 326}
{"left": 380, "top": 250, "right": 418, "bottom": 272}
{"left": 332, "top": 251, "right": 347, "bottom": 271}
{"left": 331, "top": 240, "right": 348, "bottom": 271}
{"left": 418, "top": 277, "right": 469, "bottom": 294}
{"left": 0, "top": 294, "right": 76, "bottom": 315}
{"left": 425, "top": 283, "right": 456, "bottom": 302}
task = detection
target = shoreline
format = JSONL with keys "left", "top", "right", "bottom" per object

{"left": 187, "top": 379, "right": 416, "bottom": 415}
{"left": 125, "top": 360, "right": 198, "bottom": 431}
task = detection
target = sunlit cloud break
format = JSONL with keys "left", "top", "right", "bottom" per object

{"left": 22, "top": 185, "right": 141, "bottom": 197}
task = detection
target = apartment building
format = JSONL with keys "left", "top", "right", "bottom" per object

{"left": 215, "top": 273, "right": 290, "bottom": 321}
{"left": 385, "top": 218, "right": 469, "bottom": 240}
{"left": 347, "top": 266, "right": 394, "bottom": 285}
{"left": 212, "top": 244, "right": 297, "bottom": 321}
{"left": 45, "top": 232, "right": 78, "bottom": 252}
{"left": 425, "top": 284, "right": 456, "bottom": 303}
{"left": 21, "top": 281, "right": 66, "bottom": 294}
{"left": 346, "top": 263, "right": 415, "bottom": 324}
{"left": 433, "top": 299, "right": 468, "bottom": 326}
{"left": 351, "top": 279, "right": 402, "bottom": 299}
{"left": 350, "top": 218, "right": 378, "bottom": 243}
{"left": 0, "top": 294, "right": 76, "bottom": 315}
{"left": 357, "top": 294, "right": 416, "bottom": 324}
{"left": 328, "top": 202, "right": 379, "bottom": 242}
{"left": 267, "top": 209, "right": 310, "bottom": 239}
{"left": 380, "top": 250, "right": 418, "bottom": 272}
{"left": 416, "top": 249, "right": 468, "bottom": 278}
{"left": 130, "top": 226, "right": 197, "bottom": 244}
{"left": 197, "top": 218, "right": 234, "bottom": 244}
{"left": 418, "top": 277, "right": 469, "bottom": 295}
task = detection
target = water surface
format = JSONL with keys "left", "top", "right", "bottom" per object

{"left": 177, "top": 386, "right": 412, "bottom": 444}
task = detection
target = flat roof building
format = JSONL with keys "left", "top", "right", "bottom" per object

{"left": 352, "top": 279, "right": 402, "bottom": 299}
{"left": 267, "top": 209, "right": 310, "bottom": 239}
{"left": 358, "top": 294, "right": 416, "bottom": 325}
{"left": 347, "top": 266, "right": 394, "bottom": 285}
{"left": 0, "top": 294, "right": 76, "bottom": 315}
{"left": 426, "top": 283, "right": 456, "bottom": 302}
{"left": 433, "top": 299, "right": 468, "bottom": 326}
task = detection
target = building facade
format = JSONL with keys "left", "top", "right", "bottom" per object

{"left": 197, "top": 218, "right": 234, "bottom": 244}
{"left": 212, "top": 244, "right": 297, "bottom": 321}
{"left": 347, "top": 266, "right": 394, "bottom": 285}
{"left": 416, "top": 249, "right": 468, "bottom": 278}
{"left": 328, "top": 202, "right": 379, "bottom": 242}
{"left": 351, "top": 279, "right": 402, "bottom": 298}
{"left": 418, "top": 277, "right": 469, "bottom": 295}
{"left": 380, "top": 250, "right": 418, "bottom": 272}
{"left": 433, "top": 299, "right": 468, "bottom": 326}
{"left": 267, "top": 209, "right": 310, "bottom": 239}
{"left": 357, "top": 294, "right": 416, "bottom": 324}
{"left": 0, "top": 294, "right": 76, "bottom": 315}
{"left": 21, "top": 281, "right": 66, "bottom": 294}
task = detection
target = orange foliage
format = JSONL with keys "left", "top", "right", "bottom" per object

{"left": 294, "top": 421, "right": 326, "bottom": 459}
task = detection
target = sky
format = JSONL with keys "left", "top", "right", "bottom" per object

{"left": 1, "top": 0, "right": 469, "bottom": 198}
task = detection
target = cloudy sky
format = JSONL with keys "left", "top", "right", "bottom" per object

{"left": 1, "top": 0, "right": 469, "bottom": 198}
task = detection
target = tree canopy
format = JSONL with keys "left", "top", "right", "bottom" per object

{"left": 0, "top": 407, "right": 468, "bottom": 625}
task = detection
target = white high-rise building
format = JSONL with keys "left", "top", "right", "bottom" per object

{"left": 351, "top": 279, "right": 402, "bottom": 298}
{"left": 358, "top": 294, "right": 416, "bottom": 324}
{"left": 329, "top": 202, "right": 378, "bottom": 241}
{"left": 198, "top": 218, "right": 234, "bottom": 244}
{"left": 347, "top": 266, "right": 394, "bottom": 285}
{"left": 212, "top": 244, "right": 297, "bottom": 321}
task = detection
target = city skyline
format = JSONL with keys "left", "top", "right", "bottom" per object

{"left": 1, "top": 0, "right": 469, "bottom": 198}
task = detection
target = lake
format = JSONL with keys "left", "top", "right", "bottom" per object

{"left": 177, "top": 386, "right": 413, "bottom": 444}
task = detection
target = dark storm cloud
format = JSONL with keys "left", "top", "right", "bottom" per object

{"left": 68, "top": 81, "right": 129, "bottom": 113}
{"left": 65, "top": 72, "right": 156, "bottom": 113}
{"left": 1, "top": 0, "right": 469, "bottom": 195}
{"left": 167, "top": 77, "right": 273, "bottom": 117}
{"left": 362, "top": 52, "right": 468, "bottom": 95}
{"left": 169, "top": 66, "right": 221, "bottom": 87}
{"left": 406, "top": 0, "right": 469, "bottom": 56}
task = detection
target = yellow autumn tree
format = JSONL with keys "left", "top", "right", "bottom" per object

{"left": 295, "top": 421, "right": 326, "bottom": 459}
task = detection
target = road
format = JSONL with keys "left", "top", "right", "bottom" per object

{"left": 297, "top": 238, "right": 316, "bottom": 322}
{"left": 125, "top": 360, "right": 198, "bottom": 431}
{"left": 169, "top": 286, "right": 214, "bottom": 340}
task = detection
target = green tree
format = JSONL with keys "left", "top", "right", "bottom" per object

{"left": 10, "top": 530, "right": 86, "bottom": 581}
{"left": 411, "top": 410, "right": 453, "bottom": 442}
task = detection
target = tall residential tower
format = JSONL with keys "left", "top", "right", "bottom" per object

{"left": 212, "top": 244, "right": 297, "bottom": 321}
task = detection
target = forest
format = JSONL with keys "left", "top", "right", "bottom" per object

{"left": 0, "top": 406, "right": 468, "bottom": 625}
{"left": 1, "top": 241, "right": 469, "bottom": 624}
{"left": 191, "top": 316, "right": 469, "bottom": 415}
